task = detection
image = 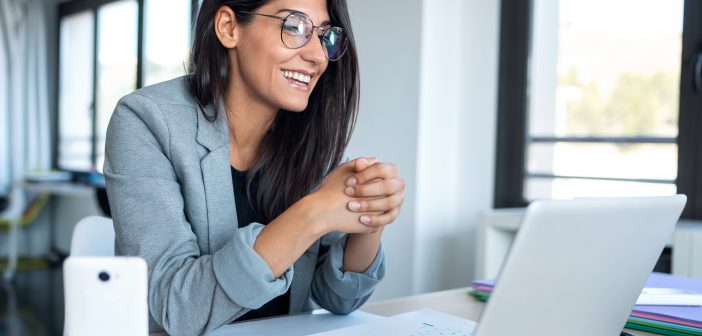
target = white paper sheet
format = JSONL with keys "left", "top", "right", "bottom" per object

{"left": 309, "top": 309, "right": 478, "bottom": 336}
{"left": 204, "top": 309, "right": 382, "bottom": 336}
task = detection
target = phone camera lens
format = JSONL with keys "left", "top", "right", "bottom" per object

{"left": 98, "top": 271, "right": 110, "bottom": 282}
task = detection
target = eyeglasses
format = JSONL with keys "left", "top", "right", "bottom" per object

{"left": 240, "top": 11, "right": 348, "bottom": 61}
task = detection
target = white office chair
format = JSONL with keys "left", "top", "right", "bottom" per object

{"left": 70, "top": 216, "right": 115, "bottom": 256}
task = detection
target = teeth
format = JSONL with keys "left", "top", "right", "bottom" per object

{"left": 282, "top": 70, "right": 311, "bottom": 84}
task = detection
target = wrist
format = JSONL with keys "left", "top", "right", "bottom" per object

{"left": 299, "top": 192, "right": 331, "bottom": 238}
{"left": 350, "top": 226, "right": 384, "bottom": 239}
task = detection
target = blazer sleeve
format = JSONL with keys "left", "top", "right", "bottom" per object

{"left": 103, "top": 93, "right": 293, "bottom": 335}
{"left": 310, "top": 232, "right": 386, "bottom": 314}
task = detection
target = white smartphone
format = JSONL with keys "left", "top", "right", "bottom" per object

{"left": 63, "top": 256, "right": 149, "bottom": 336}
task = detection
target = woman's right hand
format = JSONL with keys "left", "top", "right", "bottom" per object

{"left": 305, "top": 158, "right": 380, "bottom": 234}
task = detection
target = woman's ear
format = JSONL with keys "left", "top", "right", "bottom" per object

{"left": 214, "top": 6, "right": 239, "bottom": 48}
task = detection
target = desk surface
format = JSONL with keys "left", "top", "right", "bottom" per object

{"left": 362, "top": 287, "right": 657, "bottom": 336}
{"left": 23, "top": 181, "right": 94, "bottom": 196}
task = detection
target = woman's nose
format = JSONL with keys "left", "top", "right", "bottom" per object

{"left": 300, "top": 34, "right": 327, "bottom": 65}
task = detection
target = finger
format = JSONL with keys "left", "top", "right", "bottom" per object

{"left": 353, "top": 157, "right": 378, "bottom": 173}
{"left": 333, "top": 159, "right": 357, "bottom": 174}
{"left": 347, "top": 157, "right": 378, "bottom": 187}
{"left": 347, "top": 162, "right": 399, "bottom": 186}
{"left": 352, "top": 158, "right": 371, "bottom": 174}
{"left": 320, "top": 160, "right": 356, "bottom": 186}
{"left": 348, "top": 193, "right": 404, "bottom": 212}
{"left": 345, "top": 158, "right": 364, "bottom": 170}
{"left": 360, "top": 208, "right": 401, "bottom": 227}
{"left": 345, "top": 177, "right": 404, "bottom": 197}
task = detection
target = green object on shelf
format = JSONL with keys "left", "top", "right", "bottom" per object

{"left": 468, "top": 289, "right": 490, "bottom": 302}
{"left": 0, "top": 192, "right": 49, "bottom": 231}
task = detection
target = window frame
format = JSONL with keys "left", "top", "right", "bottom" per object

{"left": 493, "top": 0, "right": 532, "bottom": 209}
{"left": 677, "top": 0, "right": 702, "bottom": 219}
{"left": 494, "top": 0, "right": 702, "bottom": 220}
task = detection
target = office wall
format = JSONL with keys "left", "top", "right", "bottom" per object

{"left": 346, "top": 0, "right": 423, "bottom": 300}
{"left": 347, "top": 0, "right": 500, "bottom": 299}
{"left": 415, "top": 0, "right": 501, "bottom": 294}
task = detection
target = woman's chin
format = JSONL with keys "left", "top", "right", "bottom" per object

{"left": 281, "top": 100, "right": 309, "bottom": 113}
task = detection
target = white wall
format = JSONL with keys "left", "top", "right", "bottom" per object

{"left": 416, "top": 0, "right": 501, "bottom": 293}
{"left": 346, "top": 0, "right": 424, "bottom": 300}
{"left": 347, "top": 0, "right": 501, "bottom": 299}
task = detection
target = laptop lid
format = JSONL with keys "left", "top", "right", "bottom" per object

{"left": 474, "top": 195, "right": 686, "bottom": 336}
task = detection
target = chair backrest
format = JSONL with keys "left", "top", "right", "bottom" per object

{"left": 70, "top": 216, "right": 115, "bottom": 256}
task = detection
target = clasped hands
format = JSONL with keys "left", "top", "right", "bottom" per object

{"left": 313, "top": 157, "right": 405, "bottom": 234}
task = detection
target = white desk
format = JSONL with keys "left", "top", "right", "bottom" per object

{"left": 362, "top": 287, "right": 658, "bottom": 335}
{"left": 148, "top": 288, "right": 657, "bottom": 335}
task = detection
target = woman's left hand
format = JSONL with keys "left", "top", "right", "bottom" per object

{"left": 344, "top": 158, "right": 405, "bottom": 227}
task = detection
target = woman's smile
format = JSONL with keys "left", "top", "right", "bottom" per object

{"left": 281, "top": 69, "right": 315, "bottom": 92}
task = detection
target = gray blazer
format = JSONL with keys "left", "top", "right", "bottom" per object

{"left": 104, "top": 77, "right": 385, "bottom": 335}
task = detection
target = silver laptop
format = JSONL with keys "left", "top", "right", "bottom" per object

{"left": 473, "top": 195, "right": 686, "bottom": 335}
{"left": 312, "top": 195, "right": 686, "bottom": 336}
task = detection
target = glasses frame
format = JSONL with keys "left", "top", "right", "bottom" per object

{"left": 240, "top": 11, "right": 347, "bottom": 61}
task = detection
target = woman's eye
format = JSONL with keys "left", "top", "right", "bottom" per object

{"left": 283, "top": 21, "right": 305, "bottom": 35}
{"left": 283, "top": 24, "right": 300, "bottom": 34}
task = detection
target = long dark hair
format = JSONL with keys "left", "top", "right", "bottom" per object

{"left": 187, "top": 0, "right": 360, "bottom": 223}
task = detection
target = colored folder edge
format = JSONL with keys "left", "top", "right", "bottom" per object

{"left": 469, "top": 273, "right": 702, "bottom": 336}
{"left": 627, "top": 316, "right": 702, "bottom": 334}
{"left": 632, "top": 312, "right": 702, "bottom": 329}
{"left": 625, "top": 321, "right": 702, "bottom": 336}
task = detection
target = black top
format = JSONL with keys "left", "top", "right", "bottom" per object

{"left": 231, "top": 167, "right": 291, "bottom": 322}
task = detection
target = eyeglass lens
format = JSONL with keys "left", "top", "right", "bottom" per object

{"left": 281, "top": 13, "right": 346, "bottom": 61}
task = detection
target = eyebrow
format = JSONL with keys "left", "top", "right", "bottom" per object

{"left": 276, "top": 8, "right": 332, "bottom": 26}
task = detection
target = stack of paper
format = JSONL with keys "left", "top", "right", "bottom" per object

{"left": 629, "top": 273, "right": 702, "bottom": 336}
{"left": 469, "top": 273, "right": 702, "bottom": 336}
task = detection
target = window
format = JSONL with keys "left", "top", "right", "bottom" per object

{"left": 143, "top": 0, "right": 192, "bottom": 86}
{"left": 95, "top": 0, "right": 138, "bottom": 172}
{"left": 58, "top": 10, "right": 94, "bottom": 171}
{"left": 56, "top": 0, "right": 195, "bottom": 173}
{"left": 494, "top": 0, "right": 702, "bottom": 219}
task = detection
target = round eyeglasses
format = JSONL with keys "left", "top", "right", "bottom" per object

{"left": 240, "top": 11, "right": 348, "bottom": 61}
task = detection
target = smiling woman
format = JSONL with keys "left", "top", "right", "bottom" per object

{"left": 103, "top": 0, "right": 406, "bottom": 335}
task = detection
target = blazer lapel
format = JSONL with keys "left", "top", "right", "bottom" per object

{"left": 196, "top": 106, "right": 237, "bottom": 254}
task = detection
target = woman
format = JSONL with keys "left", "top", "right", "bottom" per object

{"left": 104, "top": 0, "right": 405, "bottom": 334}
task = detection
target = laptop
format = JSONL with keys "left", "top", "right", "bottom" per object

{"left": 313, "top": 195, "right": 687, "bottom": 336}
{"left": 473, "top": 195, "right": 686, "bottom": 335}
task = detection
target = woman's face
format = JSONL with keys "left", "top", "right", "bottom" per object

{"left": 230, "top": 0, "right": 331, "bottom": 112}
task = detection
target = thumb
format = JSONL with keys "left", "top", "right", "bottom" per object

{"left": 354, "top": 157, "right": 377, "bottom": 172}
